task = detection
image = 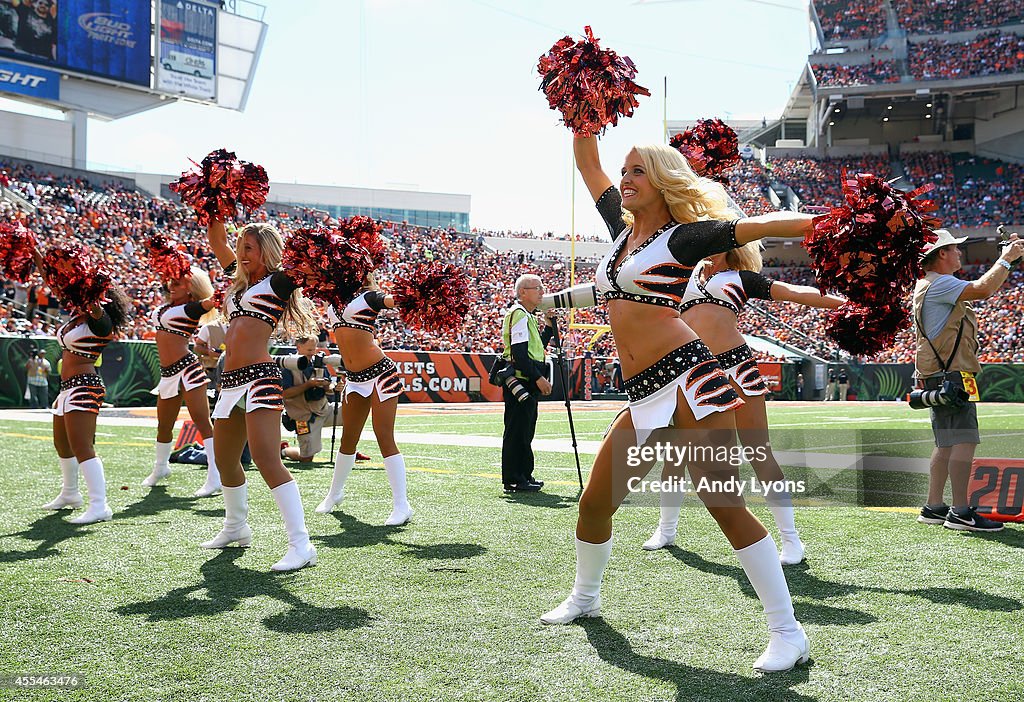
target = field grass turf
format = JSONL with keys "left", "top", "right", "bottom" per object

{"left": 1, "top": 401, "right": 1022, "bottom": 701}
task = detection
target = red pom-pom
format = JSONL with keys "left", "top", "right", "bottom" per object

{"left": 804, "top": 171, "right": 939, "bottom": 306}
{"left": 825, "top": 300, "right": 910, "bottom": 356}
{"left": 281, "top": 226, "right": 373, "bottom": 309}
{"left": 538, "top": 26, "right": 650, "bottom": 137}
{"left": 670, "top": 118, "right": 740, "bottom": 183}
{"left": 390, "top": 262, "right": 470, "bottom": 333}
{"left": 338, "top": 215, "right": 387, "bottom": 266}
{"left": 169, "top": 149, "right": 269, "bottom": 225}
{"left": 42, "top": 244, "right": 113, "bottom": 315}
{"left": 0, "top": 220, "right": 38, "bottom": 283}
{"left": 145, "top": 233, "right": 193, "bottom": 281}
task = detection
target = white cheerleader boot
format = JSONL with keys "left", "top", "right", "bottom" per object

{"left": 270, "top": 481, "right": 317, "bottom": 571}
{"left": 194, "top": 437, "right": 222, "bottom": 497}
{"left": 642, "top": 489, "right": 682, "bottom": 550}
{"left": 142, "top": 441, "right": 173, "bottom": 487}
{"left": 200, "top": 484, "right": 252, "bottom": 548}
{"left": 69, "top": 458, "right": 112, "bottom": 524}
{"left": 735, "top": 534, "right": 810, "bottom": 672}
{"left": 383, "top": 454, "right": 413, "bottom": 526}
{"left": 42, "top": 457, "right": 83, "bottom": 510}
{"left": 765, "top": 485, "right": 805, "bottom": 565}
{"left": 316, "top": 452, "right": 355, "bottom": 513}
{"left": 541, "top": 537, "right": 611, "bottom": 624}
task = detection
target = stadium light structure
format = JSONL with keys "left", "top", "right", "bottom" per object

{"left": 0, "top": 0, "right": 267, "bottom": 169}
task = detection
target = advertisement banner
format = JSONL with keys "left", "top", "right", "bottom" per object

{"left": 0, "top": 57, "right": 59, "bottom": 99}
{"left": 0, "top": 0, "right": 151, "bottom": 87}
{"left": 758, "top": 362, "right": 783, "bottom": 392}
{"left": 156, "top": 0, "right": 216, "bottom": 100}
{"left": 387, "top": 351, "right": 501, "bottom": 403}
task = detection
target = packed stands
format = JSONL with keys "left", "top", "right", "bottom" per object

{"left": 903, "top": 151, "right": 1024, "bottom": 226}
{"left": 893, "top": 0, "right": 1024, "bottom": 35}
{"left": 765, "top": 154, "right": 893, "bottom": 207}
{"left": 909, "top": 30, "right": 1024, "bottom": 80}
{"left": 814, "top": 0, "right": 888, "bottom": 41}
{"left": 811, "top": 60, "right": 902, "bottom": 87}
{"left": 728, "top": 160, "right": 776, "bottom": 216}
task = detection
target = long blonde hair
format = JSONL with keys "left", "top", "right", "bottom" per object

{"left": 186, "top": 266, "right": 220, "bottom": 325}
{"left": 622, "top": 144, "right": 737, "bottom": 226}
{"left": 223, "top": 223, "right": 317, "bottom": 336}
{"left": 724, "top": 240, "right": 764, "bottom": 272}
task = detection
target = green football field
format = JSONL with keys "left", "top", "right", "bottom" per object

{"left": 1, "top": 401, "right": 1022, "bottom": 702}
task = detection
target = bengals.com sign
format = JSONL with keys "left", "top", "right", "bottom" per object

{"left": 757, "top": 362, "right": 783, "bottom": 392}
{"left": 387, "top": 351, "right": 502, "bottom": 403}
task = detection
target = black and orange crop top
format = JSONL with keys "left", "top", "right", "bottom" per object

{"left": 593, "top": 186, "right": 741, "bottom": 308}
{"left": 679, "top": 265, "right": 775, "bottom": 314}
{"left": 152, "top": 302, "right": 206, "bottom": 338}
{"left": 224, "top": 270, "right": 298, "bottom": 327}
{"left": 327, "top": 291, "right": 387, "bottom": 332}
{"left": 57, "top": 314, "right": 114, "bottom": 360}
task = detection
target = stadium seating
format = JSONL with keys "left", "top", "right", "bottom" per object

{"left": 894, "top": 0, "right": 1024, "bottom": 35}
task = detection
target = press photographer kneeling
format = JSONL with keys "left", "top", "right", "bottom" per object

{"left": 913, "top": 229, "right": 1024, "bottom": 532}
{"left": 278, "top": 336, "right": 335, "bottom": 463}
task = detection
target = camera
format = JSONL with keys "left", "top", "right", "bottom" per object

{"left": 908, "top": 380, "right": 970, "bottom": 410}
{"left": 996, "top": 225, "right": 1023, "bottom": 266}
{"left": 492, "top": 361, "right": 531, "bottom": 403}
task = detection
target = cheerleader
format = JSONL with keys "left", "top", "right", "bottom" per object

{"left": 36, "top": 250, "right": 133, "bottom": 524}
{"left": 199, "top": 219, "right": 318, "bottom": 571}
{"left": 539, "top": 136, "right": 813, "bottom": 673}
{"left": 642, "top": 246, "right": 844, "bottom": 563}
{"left": 142, "top": 268, "right": 222, "bottom": 497}
{"left": 315, "top": 274, "right": 412, "bottom": 526}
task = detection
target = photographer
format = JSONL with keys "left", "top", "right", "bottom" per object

{"left": 280, "top": 336, "right": 332, "bottom": 463}
{"left": 913, "top": 229, "right": 1024, "bottom": 532}
{"left": 498, "top": 274, "right": 555, "bottom": 493}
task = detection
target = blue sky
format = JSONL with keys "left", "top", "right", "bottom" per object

{"left": 11, "top": 0, "right": 813, "bottom": 235}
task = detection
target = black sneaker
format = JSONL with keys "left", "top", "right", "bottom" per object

{"left": 917, "top": 503, "right": 950, "bottom": 525}
{"left": 943, "top": 507, "right": 1005, "bottom": 532}
{"left": 504, "top": 482, "right": 541, "bottom": 493}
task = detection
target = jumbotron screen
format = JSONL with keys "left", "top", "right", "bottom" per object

{"left": 0, "top": 0, "right": 151, "bottom": 87}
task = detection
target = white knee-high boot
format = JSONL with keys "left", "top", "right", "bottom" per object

{"left": 383, "top": 454, "right": 413, "bottom": 526}
{"left": 316, "top": 452, "right": 356, "bottom": 513}
{"left": 42, "top": 456, "right": 82, "bottom": 510}
{"left": 200, "top": 483, "right": 252, "bottom": 548}
{"left": 764, "top": 485, "right": 804, "bottom": 565}
{"left": 735, "top": 534, "right": 809, "bottom": 672}
{"left": 70, "top": 457, "right": 112, "bottom": 524}
{"left": 143, "top": 441, "right": 173, "bottom": 486}
{"left": 541, "top": 536, "right": 612, "bottom": 624}
{"left": 194, "top": 437, "right": 222, "bottom": 497}
{"left": 270, "top": 480, "right": 316, "bottom": 571}
{"left": 643, "top": 489, "right": 682, "bottom": 550}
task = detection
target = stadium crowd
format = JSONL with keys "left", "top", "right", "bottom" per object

{"left": 814, "top": 0, "right": 887, "bottom": 41}
{"left": 811, "top": 60, "right": 901, "bottom": 87}
{"left": 3, "top": 155, "right": 1024, "bottom": 366}
{"left": 909, "top": 30, "right": 1024, "bottom": 80}
{"left": 894, "top": 0, "right": 1024, "bottom": 35}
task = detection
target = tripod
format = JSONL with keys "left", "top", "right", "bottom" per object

{"left": 549, "top": 317, "right": 584, "bottom": 490}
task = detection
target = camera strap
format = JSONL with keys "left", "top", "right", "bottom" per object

{"left": 915, "top": 307, "right": 964, "bottom": 374}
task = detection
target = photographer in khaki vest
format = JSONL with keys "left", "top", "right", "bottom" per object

{"left": 280, "top": 336, "right": 332, "bottom": 463}
{"left": 913, "top": 229, "right": 1023, "bottom": 532}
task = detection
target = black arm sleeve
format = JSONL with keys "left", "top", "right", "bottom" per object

{"left": 510, "top": 341, "right": 541, "bottom": 380}
{"left": 666, "top": 219, "right": 741, "bottom": 266}
{"left": 269, "top": 271, "right": 299, "bottom": 299}
{"left": 364, "top": 290, "right": 387, "bottom": 311}
{"left": 183, "top": 301, "right": 207, "bottom": 319}
{"left": 223, "top": 260, "right": 237, "bottom": 277}
{"left": 595, "top": 186, "right": 629, "bottom": 240}
{"left": 738, "top": 270, "right": 774, "bottom": 300}
{"left": 86, "top": 311, "right": 113, "bottom": 337}
{"left": 540, "top": 323, "right": 555, "bottom": 347}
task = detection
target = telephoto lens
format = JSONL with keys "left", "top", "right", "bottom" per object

{"left": 907, "top": 380, "right": 970, "bottom": 410}
{"left": 503, "top": 374, "right": 532, "bottom": 403}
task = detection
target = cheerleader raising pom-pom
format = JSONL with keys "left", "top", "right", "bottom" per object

{"left": 391, "top": 262, "right": 470, "bottom": 333}
{"left": 804, "top": 170, "right": 939, "bottom": 307}
{"left": 825, "top": 300, "right": 910, "bottom": 356}
{"left": 0, "top": 220, "right": 38, "bottom": 283}
{"left": 169, "top": 149, "right": 269, "bottom": 225}
{"left": 339, "top": 215, "right": 388, "bottom": 266}
{"left": 145, "top": 232, "right": 193, "bottom": 281}
{"left": 670, "top": 118, "right": 740, "bottom": 183}
{"left": 281, "top": 226, "right": 374, "bottom": 309}
{"left": 42, "top": 244, "right": 113, "bottom": 315}
{"left": 537, "top": 25, "right": 650, "bottom": 136}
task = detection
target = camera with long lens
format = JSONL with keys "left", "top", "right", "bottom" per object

{"left": 997, "top": 225, "right": 1023, "bottom": 266}
{"left": 908, "top": 380, "right": 970, "bottom": 410}
{"left": 491, "top": 362, "right": 531, "bottom": 403}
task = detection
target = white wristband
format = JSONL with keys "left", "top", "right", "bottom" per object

{"left": 997, "top": 259, "right": 1012, "bottom": 271}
